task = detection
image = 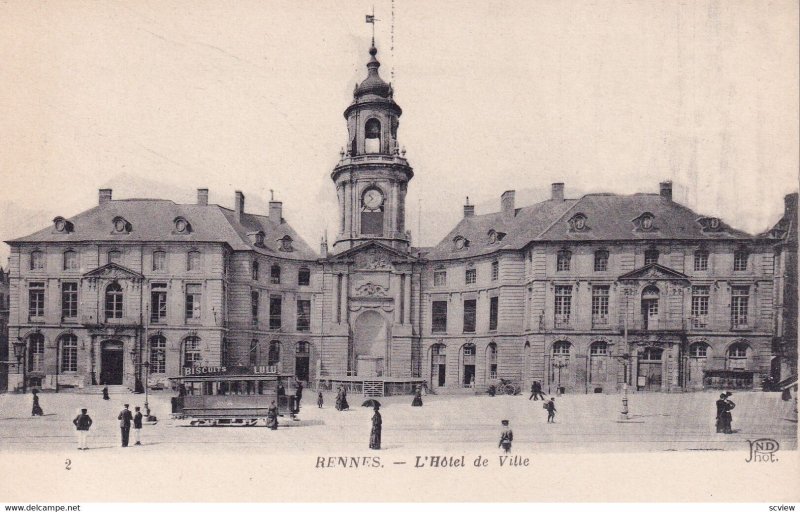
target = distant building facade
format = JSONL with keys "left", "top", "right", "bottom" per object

{"left": 4, "top": 43, "right": 796, "bottom": 394}
{"left": 0, "top": 267, "right": 9, "bottom": 392}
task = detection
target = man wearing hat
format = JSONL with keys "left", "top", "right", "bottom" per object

{"left": 722, "top": 392, "right": 735, "bottom": 434}
{"left": 73, "top": 408, "right": 93, "bottom": 450}
{"left": 133, "top": 406, "right": 143, "bottom": 445}
{"left": 118, "top": 404, "right": 133, "bottom": 447}
{"left": 499, "top": 420, "right": 513, "bottom": 453}
{"left": 715, "top": 393, "right": 728, "bottom": 433}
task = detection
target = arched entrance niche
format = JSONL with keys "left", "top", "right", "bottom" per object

{"left": 100, "top": 340, "right": 124, "bottom": 385}
{"left": 352, "top": 310, "right": 388, "bottom": 377}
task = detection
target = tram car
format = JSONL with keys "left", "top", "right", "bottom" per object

{"left": 169, "top": 365, "right": 300, "bottom": 426}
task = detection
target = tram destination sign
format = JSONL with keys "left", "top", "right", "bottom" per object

{"left": 183, "top": 365, "right": 278, "bottom": 377}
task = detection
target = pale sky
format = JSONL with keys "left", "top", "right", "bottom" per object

{"left": 1, "top": 0, "right": 797, "bottom": 265}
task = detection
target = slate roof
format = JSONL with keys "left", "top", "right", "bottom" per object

{"left": 7, "top": 199, "right": 318, "bottom": 261}
{"left": 426, "top": 192, "right": 754, "bottom": 261}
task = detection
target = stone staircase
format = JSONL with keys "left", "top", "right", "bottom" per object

{"left": 363, "top": 381, "right": 384, "bottom": 397}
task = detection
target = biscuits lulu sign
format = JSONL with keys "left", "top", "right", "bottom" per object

{"left": 183, "top": 365, "right": 278, "bottom": 376}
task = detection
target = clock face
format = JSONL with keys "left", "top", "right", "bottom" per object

{"left": 363, "top": 188, "right": 384, "bottom": 209}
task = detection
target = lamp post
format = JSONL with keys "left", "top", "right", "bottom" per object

{"left": 141, "top": 360, "right": 151, "bottom": 419}
{"left": 553, "top": 358, "right": 568, "bottom": 395}
{"left": 617, "top": 353, "right": 631, "bottom": 420}
{"left": 130, "top": 348, "right": 142, "bottom": 394}
{"left": 12, "top": 339, "right": 26, "bottom": 394}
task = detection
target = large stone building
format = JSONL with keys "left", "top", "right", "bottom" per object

{"left": 4, "top": 42, "right": 796, "bottom": 395}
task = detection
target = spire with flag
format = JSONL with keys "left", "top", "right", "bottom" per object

{"left": 366, "top": 7, "right": 379, "bottom": 45}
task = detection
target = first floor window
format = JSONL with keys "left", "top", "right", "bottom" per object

{"left": 731, "top": 287, "right": 749, "bottom": 327}
{"left": 594, "top": 250, "right": 609, "bottom": 271}
{"left": 60, "top": 334, "right": 78, "bottom": 372}
{"left": 554, "top": 285, "right": 572, "bottom": 327}
{"left": 270, "top": 297, "right": 282, "bottom": 330}
{"left": 433, "top": 270, "right": 446, "bottom": 286}
{"left": 694, "top": 250, "right": 709, "bottom": 271}
{"left": 150, "top": 336, "right": 167, "bottom": 374}
{"left": 491, "top": 261, "right": 499, "bottom": 281}
{"left": 268, "top": 341, "right": 281, "bottom": 366}
{"left": 489, "top": 296, "right": 499, "bottom": 331}
{"left": 152, "top": 250, "right": 166, "bottom": 271}
{"left": 105, "top": 282, "right": 123, "bottom": 320}
{"left": 691, "top": 286, "right": 709, "bottom": 328}
{"left": 591, "top": 286, "right": 609, "bottom": 326}
{"left": 184, "top": 337, "right": 202, "bottom": 368}
{"left": 298, "top": 268, "right": 311, "bottom": 286}
{"left": 61, "top": 282, "right": 78, "bottom": 319}
{"left": 151, "top": 283, "right": 167, "bottom": 323}
{"left": 30, "top": 250, "right": 44, "bottom": 270}
{"left": 251, "top": 291, "right": 260, "bottom": 326}
{"left": 487, "top": 343, "right": 497, "bottom": 380}
{"left": 250, "top": 339, "right": 259, "bottom": 366}
{"left": 185, "top": 284, "right": 202, "bottom": 320}
{"left": 29, "top": 333, "right": 44, "bottom": 372}
{"left": 734, "top": 251, "right": 748, "bottom": 271}
{"left": 557, "top": 250, "right": 571, "bottom": 272}
{"left": 29, "top": 282, "right": 45, "bottom": 318}
{"left": 296, "top": 300, "right": 311, "bottom": 331}
{"left": 63, "top": 250, "right": 78, "bottom": 270}
{"left": 187, "top": 251, "right": 201, "bottom": 271}
{"left": 463, "top": 299, "right": 476, "bottom": 333}
{"left": 432, "top": 301, "right": 448, "bottom": 333}
{"left": 465, "top": 268, "right": 476, "bottom": 285}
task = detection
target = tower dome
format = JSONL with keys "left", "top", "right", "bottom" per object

{"left": 354, "top": 44, "right": 392, "bottom": 98}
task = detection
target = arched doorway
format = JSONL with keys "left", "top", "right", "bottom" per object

{"left": 352, "top": 310, "right": 387, "bottom": 377}
{"left": 100, "top": 340, "right": 124, "bottom": 385}
{"left": 589, "top": 341, "right": 609, "bottom": 391}
{"left": 430, "top": 344, "right": 446, "bottom": 388}
{"left": 295, "top": 341, "right": 310, "bottom": 382}
{"left": 485, "top": 343, "right": 498, "bottom": 382}
{"left": 638, "top": 347, "right": 663, "bottom": 391}
{"left": 687, "top": 342, "right": 710, "bottom": 389}
{"left": 460, "top": 343, "right": 477, "bottom": 388}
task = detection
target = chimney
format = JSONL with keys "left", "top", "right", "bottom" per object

{"left": 659, "top": 181, "right": 673, "bottom": 201}
{"left": 234, "top": 191, "right": 245, "bottom": 223}
{"left": 320, "top": 236, "right": 328, "bottom": 258}
{"left": 197, "top": 188, "right": 209, "bottom": 206}
{"left": 501, "top": 190, "right": 515, "bottom": 217}
{"left": 99, "top": 189, "right": 112, "bottom": 204}
{"left": 269, "top": 200, "right": 283, "bottom": 223}
{"left": 551, "top": 183, "right": 564, "bottom": 202}
{"left": 463, "top": 196, "right": 475, "bottom": 218}
{"left": 785, "top": 193, "right": 798, "bottom": 217}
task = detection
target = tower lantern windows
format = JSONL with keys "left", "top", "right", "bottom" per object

{"left": 365, "top": 118, "right": 381, "bottom": 154}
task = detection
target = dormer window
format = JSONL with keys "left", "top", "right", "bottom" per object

{"left": 698, "top": 216, "right": 724, "bottom": 233}
{"left": 248, "top": 231, "right": 265, "bottom": 247}
{"left": 112, "top": 216, "right": 130, "bottom": 234}
{"left": 278, "top": 235, "right": 293, "bottom": 252}
{"left": 640, "top": 214, "right": 654, "bottom": 231}
{"left": 53, "top": 216, "right": 73, "bottom": 233}
{"left": 453, "top": 236, "right": 469, "bottom": 251}
{"left": 569, "top": 213, "right": 589, "bottom": 232}
{"left": 487, "top": 230, "right": 506, "bottom": 244}
{"left": 174, "top": 217, "right": 191, "bottom": 234}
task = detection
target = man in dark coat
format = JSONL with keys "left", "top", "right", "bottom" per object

{"left": 31, "top": 389, "right": 44, "bottom": 416}
{"left": 723, "top": 392, "right": 735, "bottom": 434}
{"left": 499, "top": 420, "right": 513, "bottom": 453}
{"left": 529, "top": 381, "right": 545, "bottom": 401}
{"left": 715, "top": 393, "right": 727, "bottom": 433}
{"left": 295, "top": 381, "right": 303, "bottom": 411}
{"left": 133, "top": 406, "right": 143, "bottom": 445}
{"left": 411, "top": 386, "right": 423, "bottom": 406}
{"left": 73, "top": 408, "right": 93, "bottom": 450}
{"left": 369, "top": 404, "right": 382, "bottom": 450}
{"left": 266, "top": 400, "right": 278, "bottom": 430}
{"left": 102, "top": 386, "right": 110, "bottom": 400}
{"left": 118, "top": 404, "right": 133, "bottom": 447}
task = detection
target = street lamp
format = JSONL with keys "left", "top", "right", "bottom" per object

{"left": 553, "top": 359, "right": 568, "bottom": 395}
{"left": 12, "top": 339, "right": 26, "bottom": 394}
{"left": 141, "top": 361, "right": 151, "bottom": 419}
{"left": 616, "top": 352, "right": 631, "bottom": 421}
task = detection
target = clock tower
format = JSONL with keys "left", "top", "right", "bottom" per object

{"left": 331, "top": 42, "right": 413, "bottom": 253}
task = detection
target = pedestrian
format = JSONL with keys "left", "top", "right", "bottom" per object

{"left": 545, "top": 397, "right": 557, "bottom": 423}
{"left": 133, "top": 406, "right": 143, "bottom": 445}
{"left": 102, "top": 386, "right": 110, "bottom": 400}
{"left": 266, "top": 400, "right": 278, "bottom": 430}
{"left": 411, "top": 385, "right": 423, "bottom": 407}
{"left": 369, "top": 404, "right": 382, "bottom": 450}
{"left": 338, "top": 385, "right": 349, "bottom": 411}
{"left": 715, "top": 393, "right": 727, "bottom": 433}
{"left": 73, "top": 408, "right": 93, "bottom": 450}
{"left": 498, "top": 419, "right": 513, "bottom": 453}
{"left": 529, "top": 381, "right": 545, "bottom": 401}
{"left": 118, "top": 403, "right": 133, "bottom": 447}
{"left": 317, "top": 391, "right": 324, "bottom": 408}
{"left": 723, "top": 392, "right": 736, "bottom": 434}
{"left": 295, "top": 380, "right": 304, "bottom": 411}
{"left": 31, "top": 389, "right": 44, "bottom": 416}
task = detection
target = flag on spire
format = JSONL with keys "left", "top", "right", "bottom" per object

{"left": 366, "top": 14, "right": 376, "bottom": 23}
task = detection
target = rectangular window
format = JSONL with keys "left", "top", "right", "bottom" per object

{"left": 591, "top": 285, "right": 609, "bottom": 326}
{"left": 250, "top": 339, "right": 258, "bottom": 366}
{"left": 491, "top": 261, "right": 499, "bottom": 281}
{"left": 298, "top": 268, "right": 311, "bottom": 286}
{"left": 644, "top": 250, "right": 659, "bottom": 266}
{"left": 187, "top": 251, "right": 200, "bottom": 272}
{"left": 270, "top": 296, "right": 282, "bottom": 330}
{"left": 731, "top": 286, "right": 749, "bottom": 328}
{"left": 557, "top": 251, "right": 571, "bottom": 272}
{"left": 489, "top": 296, "right": 499, "bottom": 331}
{"left": 153, "top": 251, "right": 166, "bottom": 271}
{"left": 465, "top": 268, "right": 476, "bottom": 285}
{"left": 28, "top": 282, "right": 45, "bottom": 319}
{"left": 594, "top": 251, "right": 608, "bottom": 272}
{"left": 432, "top": 301, "right": 448, "bottom": 333}
{"left": 694, "top": 251, "right": 709, "bottom": 271}
{"left": 734, "top": 251, "right": 748, "bottom": 271}
{"left": 63, "top": 251, "right": 78, "bottom": 270}
{"left": 691, "top": 286, "right": 710, "bottom": 328}
{"left": 150, "top": 284, "right": 167, "bottom": 323}
{"left": 433, "top": 270, "right": 447, "bottom": 286}
{"left": 185, "top": 284, "right": 202, "bottom": 321}
{"left": 554, "top": 285, "right": 572, "bottom": 328}
{"left": 270, "top": 265, "right": 281, "bottom": 284}
{"left": 30, "top": 251, "right": 44, "bottom": 270}
{"left": 61, "top": 282, "right": 78, "bottom": 319}
{"left": 296, "top": 299, "right": 311, "bottom": 331}
{"left": 251, "top": 290, "right": 260, "bottom": 326}
{"left": 463, "top": 299, "right": 476, "bottom": 333}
